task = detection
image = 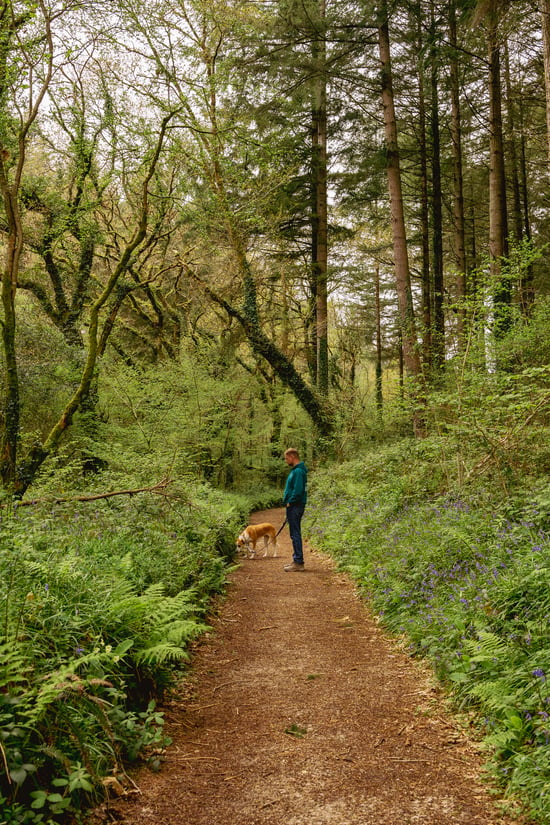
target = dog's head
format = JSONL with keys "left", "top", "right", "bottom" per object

{"left": 236, "top": 532, "right": 255, "bottom": 558}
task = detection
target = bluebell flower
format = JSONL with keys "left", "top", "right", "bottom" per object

{"left": 532, "top": 668, "right": 546, "bottom": 681}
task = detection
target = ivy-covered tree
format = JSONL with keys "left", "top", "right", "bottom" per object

{"left": 0, "top": 4, "right": 181, "bottom": 493}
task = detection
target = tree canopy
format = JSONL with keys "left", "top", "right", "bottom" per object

{"left": 0, "top": 0, "right": 548, "bottom": 493}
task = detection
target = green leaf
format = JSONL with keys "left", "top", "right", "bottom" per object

{"left": 114, "top": 639, "right": 134, "bottom": 656}
{"left": 9, "top": 767, "right": 28, "bottom": 785}
{"left": 285, "top": 723, "right": 307, "bottom": 738}
{"left": 448, "top": 670, "right": 469, "bottom": 683}
{"left": 69, "top": 775, "right": 93, "bottom": 792}
{"left": 30, "top": 790, "right": 48, "bottom": 809}
{"left": 504, "top": 711, "right": 524, "bottom": 731}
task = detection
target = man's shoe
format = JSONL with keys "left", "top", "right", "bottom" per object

{"left": 284, "top": 562, "right": 305, "bottom": 572}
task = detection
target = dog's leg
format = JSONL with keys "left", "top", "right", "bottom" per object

{"left": 262, "top": 535, "right": 269, "bottom": 557}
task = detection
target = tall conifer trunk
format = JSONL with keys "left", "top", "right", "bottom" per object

{"left": 541, "top": 0, "right": 550, "bottom": 169}
{"left": 377, "top": 3, "right": 422, "bottom": 390}
{"left": 429, "top": 1, "right": 444, "bottom": 371}
{"left": 518, "top": 103, "right": 535, "bottom": 313}
{"left": 416, "top": 10, "right": 432, "bottom": 374}
{"left": 311, "top": 0, "right": 329, "bottom": 395}
{"left": 503, "top": 39, "right": 535, "bottom": 315}
{"left": 487, "top": 5, "right": 510, "bottom": 336}
{"left": 504, "top": 39, "right": 523, "bottom": 244}
{"left": 449, "top": 0, "right": 467, "bottom": 347}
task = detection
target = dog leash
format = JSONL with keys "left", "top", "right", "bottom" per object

{"left": 275, "top": 518, "right": 287, "bottom": 538}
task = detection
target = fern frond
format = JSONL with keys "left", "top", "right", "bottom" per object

{"left": 149, "top": 592, "right": 196, "bottom": 626}
{"left": 162, "top": 619, "right": 209, "bottom": 646}
{"left": 469, "top": 678, "right": 517, "bottom": 711}
{"left": 134, "top": 642, "right": 189, "bottom": 666}
{"left": 483, "top": 728, "right": 522, "bottom": 754}
{"left": 142, "top": 582, "right": 166, "bottom": 602}
{"left": 463, "top": 630, "right": 509, "bottom": 662}
{"left": 0, "top": 642, "right": 32, "bottom": 689}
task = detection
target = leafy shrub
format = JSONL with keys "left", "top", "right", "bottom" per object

{"left": 0, "top": 477, "right": 257, "bottom": 823}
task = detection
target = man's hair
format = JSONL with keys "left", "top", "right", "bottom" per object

{"left": 284, "top": 448, "right": 299, "bottom": 459}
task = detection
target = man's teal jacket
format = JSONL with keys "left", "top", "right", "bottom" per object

{"left": 283, "top": 461, "right": 308, "bottom": 506}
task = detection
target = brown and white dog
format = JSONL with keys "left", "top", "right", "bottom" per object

{"left": 236, "top": 522, "right": 278, "bottom": 558}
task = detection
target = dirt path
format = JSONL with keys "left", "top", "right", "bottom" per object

{"left": 102, "top": 508, "right": 526, "bottom": 825}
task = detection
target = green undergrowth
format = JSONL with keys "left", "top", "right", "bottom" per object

{"left": 0, "top": 479, "right": 277, "bottom": 824}
{"left": 305, "top": 439, "right": 550, "bottom": 823}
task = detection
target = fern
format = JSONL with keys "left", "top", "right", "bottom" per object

{"left": 483, "top": 727, "right": 523, "bottom": 755}
{"left": 100, "top": 581, "right": 206, "bottom": 676}
{"left": 463, "top": 630, "right": 510, "bottom": 663}
{"left": 164, "top": 619, "right": 209, "bottom": 646}
{"left": 468, "top": 678, "right": 518, "bottom": 712}
{"left": 134, "top": 642, "right": 190, "bottom": 666}
{"left": 0, "top": 643, "right": 32, "bottom": 691}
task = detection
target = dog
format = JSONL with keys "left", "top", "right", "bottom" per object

{"left": 236, "top": 522, "right": 278, "bottom": 558}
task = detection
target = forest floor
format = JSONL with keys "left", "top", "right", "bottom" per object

{"left": 93, "top": 507, "right": 530, "bottom": 825}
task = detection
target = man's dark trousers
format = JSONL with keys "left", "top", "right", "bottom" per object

{"left": 287, "top": 503, "right": 305, "bottom": 565}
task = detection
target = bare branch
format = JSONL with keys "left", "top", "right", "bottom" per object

{"left": 15, "top": 477, "right": 179, "bottom": 507}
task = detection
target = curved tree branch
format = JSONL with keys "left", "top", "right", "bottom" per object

{"left": 190, "top": 272, "right": 332, "bottom": 437}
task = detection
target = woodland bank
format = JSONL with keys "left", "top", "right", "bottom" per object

{"left": 304, "top": 439, "right": 550, "bottom": 824}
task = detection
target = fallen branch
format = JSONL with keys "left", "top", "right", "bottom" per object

{"left": 11, "top": 478, "right": 175, "bottom": 508}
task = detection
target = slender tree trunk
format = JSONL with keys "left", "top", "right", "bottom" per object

{"left": 311, "top": 0, "right": 329, "bottom": 395}
{"left": 305, "top": 297, "right": 317, "bottom": 383}
{"left": 398, "top": 330, "right": 404, "bottom": 397}
{"left": 349, "top": 352, "right": 356, "bottom": 387}
{"left": 377, "top": 3, "right": 422, "bottom": 391}
{"left": 469, "top": 179, "right": 478, "bottom": 280}
{"left": 416, "top": 10, "right": 432, "bottom": 374}
{"left": 503, "top": 39, "right": 523, "bottom": 244}
{"left": 487, "top": 8, "right": 510, "bottom": 336}
{"left": 429, "top": 1, "right": 445, "bottom": 371}
{"left": 280, "top": 268, "right": 290, "bottom": 356}
{"left": 269, "top": 385, "right": 284, "bottom": 461}
{"left": 541, "top": 0, "right": 550, "bottom": 169}
{"left": 0, "top": 181, "right": 22, "bottom": 488}
{"left": 375, "top": 264, "right": 383, "bottom": 413}
{"left": 0, "top": 5, "right": 53, "bottom": 490}
{"left": 518, "top": 105, "right": 535, "bottom": 313}
{"left": 449, "top": 0, "right": 467, "bottom": 347}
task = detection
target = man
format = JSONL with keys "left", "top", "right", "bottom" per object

{"left": 282, "top": 448, "right": 308, "bottom": 572}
